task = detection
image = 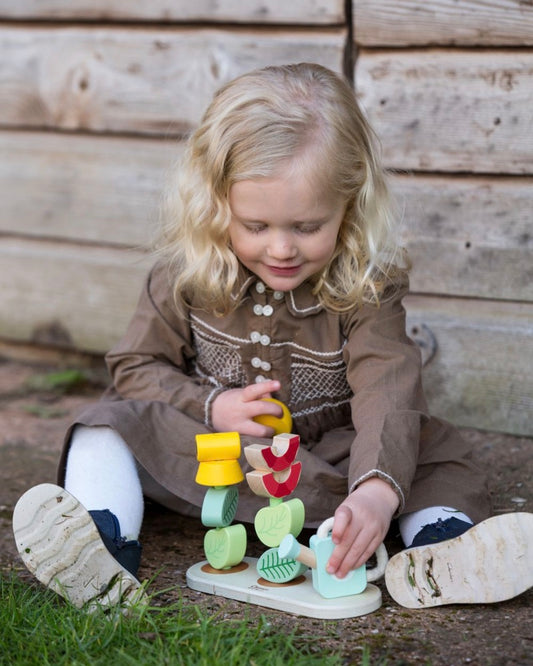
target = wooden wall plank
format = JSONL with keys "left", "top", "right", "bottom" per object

{"left": 0, "top": 26, "right": 346, "bottom": 134}
{"left": 0, "top": 1, "right": 345, "bottom": 24}
{"left": 0, "top": 238, "right": 152, "bottom": 352}
{"left": 354, "top": 0, "right": 533, "bottom": 46}
{"left": 0, "top": 131, "right": 180, "bottom": 246}
{"left": 405, "top": 294, "right": 533, "bottom": 436}
{"left": 392, "top": 174, "right": 533, "bottom": 302}
{"left": 356, "top": 50, "right": 533, "bottom": 174}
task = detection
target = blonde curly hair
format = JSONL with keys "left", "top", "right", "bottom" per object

{"left": 157, "top": 63, "right": 408, "bottom": 314}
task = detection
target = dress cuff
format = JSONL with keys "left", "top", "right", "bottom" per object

{"left": 349, "top": 469, "right": 405, "bottom": 516}
{"left": 204, "top": 386, "right": 226, "bottom": 427}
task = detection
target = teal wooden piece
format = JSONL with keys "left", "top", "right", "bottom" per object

{"left": 201, "top": 486, "right": 239, "bottom": 527}
{"left": 309, "top": 531, "right": 367, "bottom": 598}
{"left": 279, "top": 529, "right": 367, "bottom": 599}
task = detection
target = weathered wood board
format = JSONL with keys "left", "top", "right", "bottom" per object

{"left": 353, "top": 0, "right": 533, "bottom": 46}
{"left": 0, "top": 26, "right": 346, "bottom": 134}
{"left": 0, "top": 1, "right": 345, "bottom": 24}
{"left": 405, "top": 294, "right": 533, "bottom": 436}
{"left": 0, "top": 131, "right": 180, "bottom": 246}
{"left": 391, "top": 173, "right": 533, "bottom": 302}
{"left": 356, "top": 50, "right": 533, "bottom": 174}
{"left": 0, "top": 238, "right": 152, "bottom": 352}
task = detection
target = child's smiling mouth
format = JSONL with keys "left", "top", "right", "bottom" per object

{"left": 266, "top": 264, "right": 302, "bottom": 276}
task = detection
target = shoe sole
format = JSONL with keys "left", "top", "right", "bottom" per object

{"left": 13, "top": 483, "right": 145, "bottom": 611}
{"left": 385, "top": 512, "right": 533, "bottom": 608}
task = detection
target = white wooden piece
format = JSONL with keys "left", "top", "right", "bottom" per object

{"left": 354, "top": 0, "right": 533, "bottom": 46}
{"left": 356, "top": 50, "right": 533, "bottom": 174}
{"left": 186, "top": 557, "right": 382, "bottom": 619}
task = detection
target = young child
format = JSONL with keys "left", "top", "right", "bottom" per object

{"left": 13, "top": 63, "right": 532, "bottom": 611}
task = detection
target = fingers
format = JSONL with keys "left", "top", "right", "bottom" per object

{"left": 241, "top": 380, "right": 281, "bottom": 402}
{"left": 326, "top": 496, "right": 390, "bottom": 578}
{"left": 331, "top": 505, "right": 352, "bottom": 545}
{"left": 211, "top": 382, "right": 284, "bottom": 436}
{"left": 327, "top": 527, "right": 379, "bottom": 578}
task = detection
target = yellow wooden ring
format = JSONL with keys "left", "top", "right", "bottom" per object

{"left": 195, "top": 431, "right": 241, "bottom": 462}
{"left": 195, "top": 459, "right": 244, "bottom": 487}
{"left": 253, "top": 398, "right": 293, "bottom": 435}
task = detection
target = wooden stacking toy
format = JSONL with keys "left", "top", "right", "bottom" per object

{"left": 186, "top": 403, "right": 387, "bottom": 618}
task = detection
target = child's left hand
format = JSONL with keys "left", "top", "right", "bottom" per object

{"left": 326, "top": 477, "right": 399, "bottom": 579}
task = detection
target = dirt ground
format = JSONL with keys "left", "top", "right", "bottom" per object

{"left": 0, "top": 355, "right": 531, "bottom": 665}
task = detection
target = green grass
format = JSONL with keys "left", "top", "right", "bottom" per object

{"left": 0, "top": 572, "right": 346, "bottom": 666}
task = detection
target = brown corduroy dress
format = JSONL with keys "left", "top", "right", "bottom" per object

{"left": 58, "top": 262, "right": 491, "bottom": 527}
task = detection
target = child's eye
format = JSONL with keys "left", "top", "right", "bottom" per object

{"left": 244, "top": 223, "right": 267, "bottom": 234}
{"left": 295, "top": 224, "right": 322, "bottom": 234}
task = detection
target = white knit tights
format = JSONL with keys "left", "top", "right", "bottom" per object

{"left": 64, "top": 425, "right": 144, "bottom": 541}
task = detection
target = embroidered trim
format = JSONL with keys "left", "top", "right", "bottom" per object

{"left": 288, "top": 290, "right": 322, "bottom": 315}
{"left": 291, "top": 355, "right": 345, "bottom": 368}
{"left": 191, "top": 314, "right": 251, "bottom": 346}
{"left": 270, "top": 340, "right": 346, "bottom": 357}
{"left": 291, "top": 398, "right": 350, "bottom": 419}
{"left": 349, "top": 469, "right": 405, "bottom": 513}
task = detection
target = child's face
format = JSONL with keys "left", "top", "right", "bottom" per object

{"left": 228, "top": 165, "right": 345, "bottom": 293}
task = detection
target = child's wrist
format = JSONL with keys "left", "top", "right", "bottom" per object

{"left": 355, "top": 477, "right": 400, "bottom": 514}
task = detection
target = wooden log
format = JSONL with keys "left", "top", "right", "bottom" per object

{"left": 356, "top": 49, "right": 533, "bottom": 174}
{"left": 391, "top": 173, "right": 533, "bottom": 302}
{"left": 0, "top": 26, "right": 346, "bottom": 134}
{"left": 405, "top": 294, "right": 533, "bottom": 437}
{"left": 0, "top": 0, "right": 345, "bottom": 24}
{"left": 0, "top": 130, "right": 179, "bottom": 246}
{"left": 0, "top": 237, "right": 152, "bottom": 352}
{"left": 354, "top": 0, "right": 533, "bottom": 46}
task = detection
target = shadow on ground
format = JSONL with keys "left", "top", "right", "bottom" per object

{"left": 1, "top": 357, "right": 531, "bottom": 665}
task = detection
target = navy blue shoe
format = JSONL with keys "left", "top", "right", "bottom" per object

{"left": 410, "top": 517, "right": 472, "bottom": 548}
{"left": 89, "top": 510, "right": 142, "bottom": 577}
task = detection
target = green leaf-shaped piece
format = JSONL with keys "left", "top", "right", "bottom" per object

{"left": 257, "top": 548, "right": 307, "bottom": 583}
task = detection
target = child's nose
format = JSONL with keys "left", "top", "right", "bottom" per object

{"left": 267, "top": 232, "right": 297, "bottom": 260}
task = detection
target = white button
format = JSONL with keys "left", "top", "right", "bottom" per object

{"left": 253, "top": 304, "right": 264, "bottom": 316}
{"left": 251, "top": 357, "right": 262, "bottom": 368}
{"left": 262, "top": 304, "right": 274, "bottom": 317}
{"left": 255, "top": 375, "right": 266, "bottom": 383}
{"left": 273, "top": 291, "right": 284, "bottom": 300}
{"left": 256, "top": 282, "right": 266, "bottom": 294}
{"left": 260, "top": 335, "right": 271, "bottom": 346}
{"left": 250, "top": 331, "right": 261, "bottom": 343}
{"left": 261, "top": 361, "right": 271, "bottom": 372}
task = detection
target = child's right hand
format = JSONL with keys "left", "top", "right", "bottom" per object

{"left": 211, "top": 380, "right": 283, "bottom": 436}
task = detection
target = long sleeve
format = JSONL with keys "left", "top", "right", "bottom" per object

{"left": 341, "top": 286, "right": 430, "bottom": 511}
{"left": 105, "top": 263, "right": 219, "bottom": 424}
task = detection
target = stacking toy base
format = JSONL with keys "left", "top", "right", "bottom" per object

{"left": 186, "top": 557, "right": 382, "bottom": 619}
